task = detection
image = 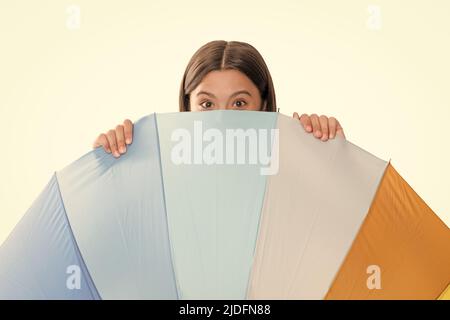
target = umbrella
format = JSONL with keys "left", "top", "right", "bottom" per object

{"left": 0, "top": 110, "right": 449, "bottom": 299}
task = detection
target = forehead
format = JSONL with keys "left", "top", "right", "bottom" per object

{"left": 193, "top": 69, "right": 259, "bottom": 95}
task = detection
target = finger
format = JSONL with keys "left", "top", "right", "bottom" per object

{"left": 123, "top": 119, "right": 133, "bottom": 144}
{"left": 299, "top": 113, "right": 312, "bottom": 133}
{"left": 106, "top": 129, "right": 120, "bottom": 158}
{"left": 93, "top": 133, "right": 111, "bottom": 153}
{"left": 319, "top": 115, "right": 329, "bottom": 141}
{"left": 310, "top": 114, "right": 322, "bottom": 138}
{"left": 328, "top": 117, "right": 337, "bottom": 139}
{"left": 336, "top": 120, "right": 346, "bottom": 139}
{"left": 115, "top": 125, "right": 126, "bottom": 154}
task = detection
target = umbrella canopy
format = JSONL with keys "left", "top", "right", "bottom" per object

{"left": 0, "top": 110, "right": 449, "bottom": 299}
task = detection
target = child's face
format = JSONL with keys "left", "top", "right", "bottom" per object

{"left": 189, "top": 69, "right": 264, "bottom": 111}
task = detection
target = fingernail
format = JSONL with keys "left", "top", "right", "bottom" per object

{"left": 126, "top": 138, "right": 131, "bottom": 144}
{"left": 113, "top": 152, "right": 120, "bottom": 157}
{"left": 119, "top": 146, "right": 126, "bottom": 153}
{"left": 106, "top": 148, "right": 111, "bottom": 153}
{"left": 306, "top": 125, "right": 312, "bottom": 132}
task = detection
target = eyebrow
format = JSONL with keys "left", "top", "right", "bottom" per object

{"left": 196, "top": 90, "right": 252, "bottom": 99}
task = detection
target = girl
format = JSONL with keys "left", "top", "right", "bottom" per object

{"left": 93, "top": 40, "right": 345, "bottom": 158}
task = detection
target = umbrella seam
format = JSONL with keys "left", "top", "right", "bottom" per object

{"left": 54, "top": 171, "right": 102, "bottom": 300}
{"left": 153, "top": 112, "right": 181, "bottom": 299}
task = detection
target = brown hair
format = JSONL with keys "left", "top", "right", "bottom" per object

{"left": 179, "top": 40, "right": 277, "bottom": 112}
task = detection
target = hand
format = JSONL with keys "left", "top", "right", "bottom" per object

{"left": 92, "top": 119, "right": 134, "bottom": 158}
{"left": 293, "top": 112, "right": 345, "bottom": 141}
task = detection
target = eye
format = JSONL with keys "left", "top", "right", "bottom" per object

{"left": 233, "top": 99, "right": 247, "bottom": 108}
{"left": 200, "top": 100, "right": 214, "bottom": 109}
